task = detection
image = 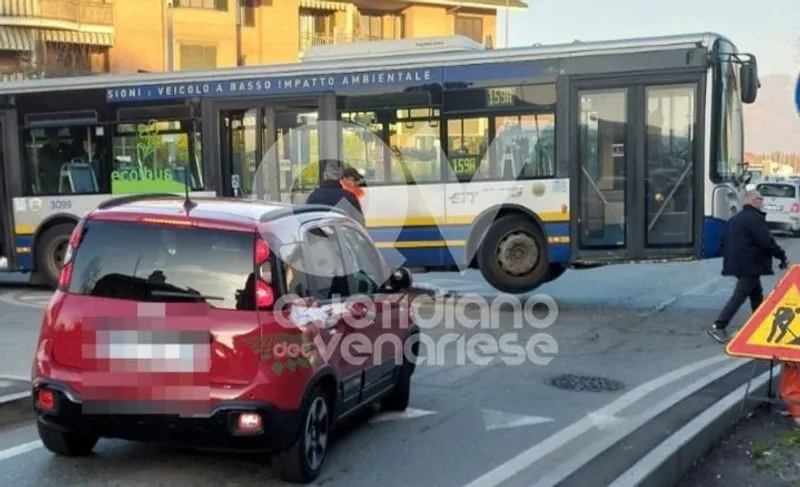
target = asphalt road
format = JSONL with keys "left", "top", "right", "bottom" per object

{"left": 0, "top": 236, "right": 797, "bottom": 486}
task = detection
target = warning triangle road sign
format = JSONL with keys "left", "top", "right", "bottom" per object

{"left": 727, "top": 265, "right": 800, "bottom": 361}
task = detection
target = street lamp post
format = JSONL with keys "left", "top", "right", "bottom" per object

{"left": 166, "top": 0, "right": 174, "bottom": 71}
{"left": 505, "top": 0, "right": 509, "bottom": 48}
{"left": 235, "top": 0, "right": 243, "bottom": 66}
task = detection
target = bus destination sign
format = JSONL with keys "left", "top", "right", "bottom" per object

{"left": 106, "top": 68, "right": 442, "bottom": 103}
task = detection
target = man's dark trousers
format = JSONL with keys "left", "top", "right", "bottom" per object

{"left": 714, "top": 276, "right": 764, "bottom": 329}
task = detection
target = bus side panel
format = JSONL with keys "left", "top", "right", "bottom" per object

{"left": 10, "top": 192, "right": 217, "bottom": 272}
{"left": 441, "top": 179, "right": 570, "bottom": 267}
{"left": 701, "top": 216, "right": 726, "bottom": 259}
{"left": 363, "top": 184, "right": 447, "bottom": 269}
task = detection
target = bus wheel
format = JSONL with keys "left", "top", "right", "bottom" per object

{"left": 544, "top": 263, "right": 568, "bottom": 283}
{"left": 36, "top": 223, "right": 74, "bottom": 289}
{"left": 477, "top": 215, "right": 549, "bottom": 294}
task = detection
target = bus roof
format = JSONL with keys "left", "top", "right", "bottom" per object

{"left": 0, "top": 32, "right": 731, "bottom": 96}
{"left": 300, "top": 35, "right": 486, "bottom": 62}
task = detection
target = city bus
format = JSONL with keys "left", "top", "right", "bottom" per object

{"left": 0, "top": 32, "right": 757, "bottom": 292}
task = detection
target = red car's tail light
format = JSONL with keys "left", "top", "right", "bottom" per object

{"left": 58, "top": 219, "right": 86, "bottom": 291}
{"left": 255, "top": 237, "right": 274, "bottom": 309}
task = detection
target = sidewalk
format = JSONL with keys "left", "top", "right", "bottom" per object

{"left": 679, "top": 405, "right": 800, "bottom": 486}
{"left": 0, "top": 377, "right": 31, "bottom": 428}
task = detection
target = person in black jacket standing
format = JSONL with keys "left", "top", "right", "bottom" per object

{"left": 306, "top": 160, "right": 365, "bottom": 225}
{"left": 708, "top": 190, "right": 789, "bottom": 343}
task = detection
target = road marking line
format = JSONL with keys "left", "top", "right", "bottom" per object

{"left": 0, "top": 375, "right": 30, "bottom": 382}
{"left": 460, "top": 354, "right": 731, "bottom": 487}
{"left": 609, "top": 365, "right": 779, "bottom": 487}
{"left": 370, "top": 408, "right": 436, "bottom": 423}
{"left": 0, "top": 440, "right": 42, "bottom": 462}
{"left": 530, "top": 357, "right": 749, "bottom": 487}
{"left": 653, "top": 297, "right": 677, "bottom": 312}
{"left": 0, "top": 391, "right": 29, "bottom": 404}
{"left": 682, "top": 277, "right": 723, "bottom": 296}
{"left": 0, "top": 293, "right": 49, "bottom": 309}
{"left": 652, "top": 277, "right": 725, "bottom": 311}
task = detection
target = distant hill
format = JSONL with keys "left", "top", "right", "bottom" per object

{"left": 743, "top": 73, "right": 800, "bottom": 153}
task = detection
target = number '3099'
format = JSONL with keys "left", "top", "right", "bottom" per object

{"left": 50, "top": 200, "right": 72, "bottom": 210}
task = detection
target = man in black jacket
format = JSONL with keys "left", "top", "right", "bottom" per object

{"left": 305, "top": 160, "right": 365, "bottom": 225}
{"left": 709, "top": 190, "right": 789, "bottom": 343}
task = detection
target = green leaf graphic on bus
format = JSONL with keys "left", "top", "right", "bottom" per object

{"left": 111, "top": 119, "right": 191, "bottom": 194}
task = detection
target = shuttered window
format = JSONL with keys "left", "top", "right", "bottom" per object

{"left": 455, "top": 15, "right": 482, "bottom": 43}
{"left": 179, "top": 43, "right": 217, "bottom": 70}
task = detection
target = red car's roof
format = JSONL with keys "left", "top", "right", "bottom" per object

{"left": 88, "top": 197, "right": 298, "bottom": 230}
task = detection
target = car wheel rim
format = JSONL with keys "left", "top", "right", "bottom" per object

{"left": 51, "top": 238, "right": 68, "bottom": 273}
{"left": 304, "top": 396, "right": 329, "bottom": 471}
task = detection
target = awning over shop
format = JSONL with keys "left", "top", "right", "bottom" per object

{"left": 0, "top": 27, "right": 34, "bottom": 51}
{"left": 299, "top": 0, "right": 349, "bottom": 11}
{"left": 401, "top": 0, "right": 528, "bottom": 8}
{"left": 38, "top": 29, "right": 113, "bottom": 46}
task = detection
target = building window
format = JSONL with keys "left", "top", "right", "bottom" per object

{"left": 242, "top": 0, "right": 255, "bottom": 26}
{"left": 359, "top": 13, "right": 382, "bottom": 41}
{"left": 179, "top": 43, "right": 217, "bottom": 70}
{"left": 174, "top": 0, "right": 228, "bottom": 10}
{"left": 386, "top": 14, "right": 404, "bottom": 39}
{"left": 41, "top": 42, "right": 93, "bottom": 78}
{"left": 454, "top": 15, "right": 482, "bottom": 43}
{"left": 358, "top": 12, "right": 403, "bottom": 41}
{"left": 299, "top": 9, "right": 334, "bottom": 50}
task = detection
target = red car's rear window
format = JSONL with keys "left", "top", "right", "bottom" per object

{"left": 68, "top": 220, "right": 255, "bottom": 310}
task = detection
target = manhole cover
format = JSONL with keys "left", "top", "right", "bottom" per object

{"left": 547, "top": 374, "right": 625, "bottom": 392}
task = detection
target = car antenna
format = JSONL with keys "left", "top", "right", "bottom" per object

{"left": 182, "top": 108, "right": 198, "bottom": 214}
{"left": 182, "top": 161, "right": 196, "bottom": 213}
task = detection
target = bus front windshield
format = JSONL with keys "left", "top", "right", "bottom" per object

{"left": 713, "top": 42, "right": 745, "bottom": 183}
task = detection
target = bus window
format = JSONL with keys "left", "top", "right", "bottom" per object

{"left": 389, "top": 108, "right": 441, "bottom": 184}
{"left": 711, "top": 40, "right": 744, "bottom": 183}
{"left": 24, "top": 125, "right": 102, "bottom": 196}
{"left": 446, "top": 117, "right": 489, "bottom": 182}
{"left": 110, "top": 120, "right": 203, "bottom": 195}
{"left": 492, "top": 114, "right": 556, "bottom": 180}
{"left": 341, "top": 111, "right": 386, "bottom": 184}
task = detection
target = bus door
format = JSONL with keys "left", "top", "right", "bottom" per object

{"left": 214, "top": 102, "right": 263, "bottom": 199}
{"left": 211, "top": 97, "right": 334, "bottom": 201}
{"left": 0, "top": 109, "right": 16, "bottom": 269}
{"left": 567, "top": 74, "right": 704, "bottom": 263}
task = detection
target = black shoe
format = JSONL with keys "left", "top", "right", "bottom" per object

{"left": 707, "top": 327, "right": 729, "bottom": 344}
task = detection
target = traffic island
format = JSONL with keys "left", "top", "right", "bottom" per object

{"left": 679, "top": 405, "right": 800, "bottom": 486}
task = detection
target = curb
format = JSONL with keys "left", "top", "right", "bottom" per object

{"left": 609, "top": 363, "right": 778, "bottom": 487}
{"left": 0, "top": 380, "right": 32, "bottom": 428}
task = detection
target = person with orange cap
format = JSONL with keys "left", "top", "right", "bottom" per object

{"left": 340, "top": 167, "right": 365, "bottom": 201}
{"left": 306, "top": 161, "right": 365, "bottom": 225}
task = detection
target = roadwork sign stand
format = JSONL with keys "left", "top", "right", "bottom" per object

{"left": 738, "top": 358, "right": 777, "bottom": 418}
{"left": 726, "top": 265, "right": 800, "bottom": 417}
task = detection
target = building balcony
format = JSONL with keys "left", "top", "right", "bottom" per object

{"left": 299, "top": 32, "right": 400, "bottom": 51}
{"left": 40, "top": 0, "right": 114, "bottom": 26}
{"left": 0, "top": 0, "right": 114, "bottom": 28}
{"left": 0, "top": 0, "right": 114, "bottom": 55}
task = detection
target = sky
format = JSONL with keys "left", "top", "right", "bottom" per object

{"left": 499, "top": 0, "right": 798, "bottom": 76}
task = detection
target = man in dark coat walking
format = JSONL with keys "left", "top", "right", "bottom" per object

{"left": 306, "top": 160, "right": 365, "bottom": 225}
{"left": 708, "top": 189, "right": 789, "bottom": 343}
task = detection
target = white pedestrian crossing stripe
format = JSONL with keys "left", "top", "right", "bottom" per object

{"left": 0, "top": 290, "right": 52, "bottom": 309}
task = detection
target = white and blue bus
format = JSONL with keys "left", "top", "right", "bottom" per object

{"left": 0, "top": 32, "right": 757, "bottom": 292}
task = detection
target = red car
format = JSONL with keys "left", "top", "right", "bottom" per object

{"left": 31, "top": 194, "right": 419, "bottom": 483}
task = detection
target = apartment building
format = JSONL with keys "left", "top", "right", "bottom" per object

{"left": 0, "top": 0, "right": 114, "bottom": 80}
{"left": 0, "top": 0, "right": 527, "bottom": 79}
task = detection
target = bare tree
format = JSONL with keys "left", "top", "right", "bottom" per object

{"left": 40, "top": 41, "right": 94, "bottom": 78}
